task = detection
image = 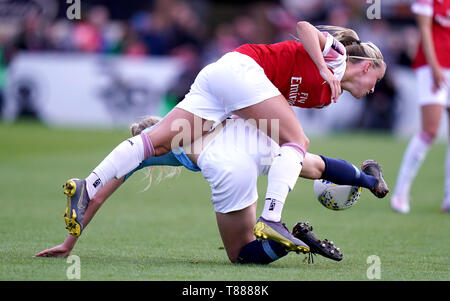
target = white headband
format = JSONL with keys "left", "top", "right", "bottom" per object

{"left": 348, "top": 55, "right": 382, "bottom": 61}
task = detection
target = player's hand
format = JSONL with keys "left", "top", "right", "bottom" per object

{"left": 431, "top": 65, "right": 448, "bottom": 93}
{"left": 34, "top": 244, "right": 72, "bottom": 258}
{"left": 320, "top": 67, "right": 341, "bottom": 102}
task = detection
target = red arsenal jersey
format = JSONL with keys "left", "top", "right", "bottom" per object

{"left": 233, "top": 33, "right": 347, "bottom": 109}
{"left": 412, "top": 0, "right": 450, "bottom": 68}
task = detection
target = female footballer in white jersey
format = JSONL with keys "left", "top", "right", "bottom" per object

{"left": 36, "top": 116, "right": 387, "bottom": 264}
{"left": 61, "top": 21, "right": 387, "bottom": 250}
{"left": 391, "top": 0, "right": 450, "bottom": 213}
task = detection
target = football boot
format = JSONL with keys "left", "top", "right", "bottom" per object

{"left": 254, "top": 217, "right": 310, "bottom": 254}
{"left": 361, "top": 160, "right": 389, "bottom": 198}
{"left": 63, "top": 178, "right": 90, "bottom": 237}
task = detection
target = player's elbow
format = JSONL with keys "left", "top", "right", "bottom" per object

{"left": 296, "top": 21, "right": 312, "bottom": 33}
{"left": 296, "top": 21, "right": 311, "bottom": 28}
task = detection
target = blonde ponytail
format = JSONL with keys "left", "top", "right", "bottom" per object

{"left": 316, "top": 25, "right": 360, "bottom": 46}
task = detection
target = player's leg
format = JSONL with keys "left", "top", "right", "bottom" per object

{"left": 233, "top": 95, "right": 309, "bottom": 250}
{"left": 200, "top": 140, "right": 309, "bottom": 260}
{"left": 216, "top": 204, "right": 343, "bottom": 264}
{"left": 63, "top": 57, "right": 228, "bottom": 235}
{"left": 391, "top": 66, "right": 448, "bottom": 213}
{"left": 442, "top": 107, "right": 450, "bottom": 212}
{"left": 204, "top": 53, "right": 308, "bottom": 248}
{"left": 208, "top": 153, "right": 291, "bottom": 264}
{"left": 442, "top": 69, "right": 450, "bottom": 213}
{"left": 391, "top": 104, "right": 441, "bottom": 213}
{"left": 301, "top": 153, "right": 388, "bottom": 198}
{"left": 216, "top": 202, "right": 297, "bottom": 264}
{"left": 87, "top": 108, "right": 209, "bottom": 195}
{"left": 64, "top": 108, "right": 212, "bottom": 235}
{"left": 215, "top": 203, "right": 257, "bottom": 263}
{"left": 216, "top": 202, "right": 275, "bottom": 263}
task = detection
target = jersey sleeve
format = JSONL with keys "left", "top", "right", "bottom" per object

{"left": 172, "top": 148, "right": 201, "bottom": 172}
{"left": 321, "top": 32, "right": 347, "bottom": 81}
{"left": 123, "top": 147, "right": 200, "bottom": 182}
{"left": 411, "top": 0, "right": 433, "bottom": 17}
{"left": 123, "top": 151, "right": 183, "bottom": 182}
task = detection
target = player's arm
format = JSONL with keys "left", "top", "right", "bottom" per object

{"left": 296, "top": 21, "right": 341, "bottom": 101}
{"left": 34, "top": 177, "right": 125, "bottom": 257}
{"left": 36, "top": 152, "right": 189, "bottom": 258}
{"left": 415, "top": 10, "right": 446, "bottom": 91}
{"left": 84, "top": 177, "right": 124, "bottom": 228}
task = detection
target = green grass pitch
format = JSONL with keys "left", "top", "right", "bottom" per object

{"left": 0, "top": 120, "right": 449, "bottom": 281}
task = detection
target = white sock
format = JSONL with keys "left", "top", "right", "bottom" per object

{"left": 261, "top": 145, "right": 304, "bottom": 222}
{"left": 261, "top": 198, "right": 284, "bottom": 222}
{"left": 393, "top": 132, "right": 432, "bottom": 199}
{"left": 85, "top": 135, "right": 147, "bottom": 199}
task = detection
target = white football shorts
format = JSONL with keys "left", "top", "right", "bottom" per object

{"left": 415, "top": 66, "right": 450, "bottom": 107}
{"left": 176, "top": 51, "right": 281, "bottom": 127}
{"left": 197, "top": 118, "right": 280, "bottom": 213}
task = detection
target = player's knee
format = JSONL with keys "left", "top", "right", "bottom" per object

{"left": 302, "top": 136, "right": 310, "bottom": 151}
{"left": 227, "top": 242, "right": 252, "bottom": 264}
{"left": 227, "top": 251, "right": 240, "bottom": 263}
{"left": 280, "top": 136, "right": 310, "bottom": 153}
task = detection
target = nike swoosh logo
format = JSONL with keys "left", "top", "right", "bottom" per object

{"left": 77, "top": 183, "right": 86, "bottom": 210}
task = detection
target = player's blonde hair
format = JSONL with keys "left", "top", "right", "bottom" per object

{"left": 316, "top": 25, "right": 385, "bottom": 68}
{"left": 130, "top": 116, "right": 182, "bottom": 191}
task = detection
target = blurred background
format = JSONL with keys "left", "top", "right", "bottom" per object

{"left": 0, "top": 0, "right": 442, "bottom": 138}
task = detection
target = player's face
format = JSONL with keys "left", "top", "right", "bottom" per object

{"left": 349, "top": 61, "right": 385, "bottom": 99}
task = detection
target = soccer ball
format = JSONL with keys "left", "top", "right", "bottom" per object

{"left": 313, "top": 179, "right": 362, "bottom": 210}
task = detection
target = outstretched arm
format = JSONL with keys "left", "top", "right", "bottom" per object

{"left": 82, "top": 177, "right": 124, "bottom": 228}
{"left": 35, "top": 142, "right": 188, "bottom": 258}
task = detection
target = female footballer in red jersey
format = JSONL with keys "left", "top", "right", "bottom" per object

{"left": 61, "top": 21, "right": 387, "bottom": 251}
{"left": 391, "top": 0, "right": 450, "bottom": 213}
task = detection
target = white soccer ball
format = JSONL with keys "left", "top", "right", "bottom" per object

{"left": 313, "top": 179, "right": 362, "bottom": 210}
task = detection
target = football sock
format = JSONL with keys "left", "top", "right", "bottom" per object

{"left": 261, "top": 198, "right": 284, "bottom": 222}
{"left": 237, "top": 239, "right": 288, "bottom": 264}
{"left": 320, "top": 156, "right": 376, "bottom": 189}
{"left": 262, "top": 144, "right": 305, "bottom": 222}
{"left": 393, "top": 131, "right": 432, "bottom": 198}
{"left": 85, "top": 134, "right": 153, "bottom": 199}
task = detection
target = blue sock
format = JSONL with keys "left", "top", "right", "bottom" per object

{"left": 320, "top": 155, "right": 377, "bottom": 189}
{"left": 237, "top": 239, "right": 288, "bottom": 264}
